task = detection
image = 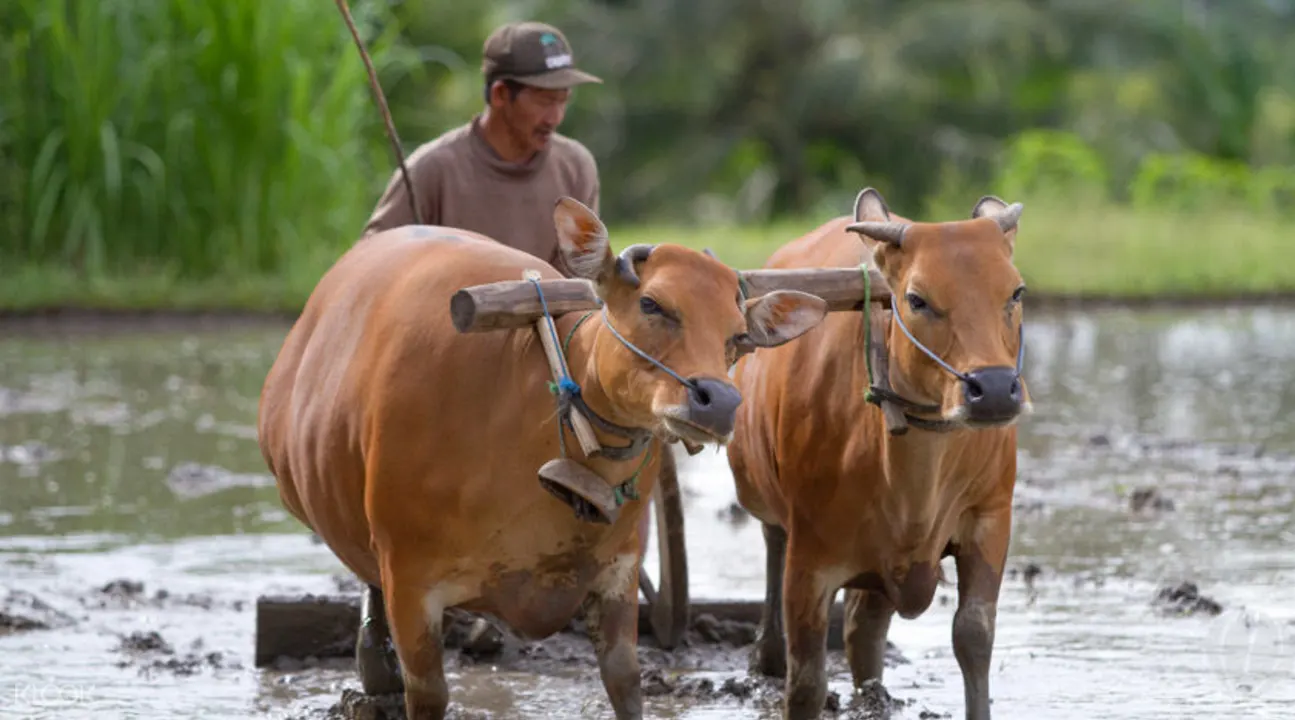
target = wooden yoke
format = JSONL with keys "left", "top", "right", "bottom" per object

{"left": 522, "top": 269, "right": 602, "bottom": 456}
{"left": 450, "top": 267, "right": 892, "bottom": 333}
{"left": 451, "top": 265, "right": 912, "bottom": 435}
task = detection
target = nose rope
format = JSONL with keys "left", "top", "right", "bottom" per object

{"left": 857, "top": 263, "right": 1026, "bottom": 431}
{"left": 888, "top": 299, "right": 973, "bottom": 382}
{"left": 890, "top": 296, "right": 1026, "bottom": 379}
{"left": 599, "top": 307, "right": 697, "bottom": 390}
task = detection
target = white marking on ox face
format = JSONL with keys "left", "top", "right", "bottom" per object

{"left": 657, "top": 406, "right": 733, "bottom": 446}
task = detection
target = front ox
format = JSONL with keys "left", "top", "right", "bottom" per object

{"left": 256, "top": 197, "right": 827, "bottom": 720}
{"left": 726, "top": 187, "right": 1032, "bottom": 720}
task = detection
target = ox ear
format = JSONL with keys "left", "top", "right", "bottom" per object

{"left": 972, "top": 195, "right": 1024, "bottom": 252}
{"left": 853, "top": 187, "right": 891, "bottom": 222}
{"left": 741, "top": 290, "right": 828, "bottom": 349}
{"left": 554, "top": 196, "right": 614, "bottom": 285}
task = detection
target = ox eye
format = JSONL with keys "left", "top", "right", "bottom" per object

{"left": 1011, "top": 285, "right": 1027, "bottom": 304}
{"left": 906, "top": 292, "right": 929, "bottom": 313}
{"left": 639, "top": 296, "right": 664, "bottom": 316}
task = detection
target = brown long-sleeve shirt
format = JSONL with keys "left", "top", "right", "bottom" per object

{"left": 361, "top": 114, "right": 600, "bottom": 276}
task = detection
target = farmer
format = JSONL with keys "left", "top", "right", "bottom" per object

{"left": 361, "top": 19, "right": 602, "bottom": 280}
{"left": 362, "top": 22, "right": 683, "bottom": 510}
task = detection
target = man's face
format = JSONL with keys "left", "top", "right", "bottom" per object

{"left": 492, "top": 82, "right": 571, "bottom": 156}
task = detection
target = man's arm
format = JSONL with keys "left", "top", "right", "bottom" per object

{"left": 361, "top": 146, "right": 442, "bottom": 238}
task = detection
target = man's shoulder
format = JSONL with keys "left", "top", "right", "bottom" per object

{"left": 408, "top": 122, "right": 474, "bottom": 164}
{"left": 548, "top": 133, "right": 598, "bottom": 173}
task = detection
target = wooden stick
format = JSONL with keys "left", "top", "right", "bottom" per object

{"left": 253, "top": 594, "right": 854, "bottom": 666}
{"left": 869, "top": 306, "right": 909, "bottom": 435}
{"left": 523, "top": 270, "right": 601, "bottom": 456}
{"left": 451, "top": 267, "right": 892, "bottom": 334}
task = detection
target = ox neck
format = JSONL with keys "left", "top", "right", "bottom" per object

{"left": 555, "top": 310, "right": 655, "bottom": 463}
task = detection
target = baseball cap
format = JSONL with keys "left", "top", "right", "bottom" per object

{"left": 481, "top": 21, "right": 602, "bottom": 89}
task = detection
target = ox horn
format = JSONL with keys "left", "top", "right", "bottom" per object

{"left": 973, "top": 195, "right": 1024, "bottom": 234}
{"left": 615, "top": 244, "right": 655, "bottom": 287}
{"left": 991, "top": 202, "right": 1024, "bottom": 233}
{"left": 845, "top": 221, "right": 909, "bottom": 247}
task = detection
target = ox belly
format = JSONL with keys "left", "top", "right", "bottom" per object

{"left": 468, "top": 533, "right": 634, "bottom": 640}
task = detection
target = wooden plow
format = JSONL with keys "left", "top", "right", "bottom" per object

{"left": 255, "top": 265, "right": 908, "bottom": 665}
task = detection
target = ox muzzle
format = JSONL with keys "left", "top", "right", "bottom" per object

{"left": 890, "top": 304, "right": 1025, "bottom": 426}
{"left": 602, "top": 308, "right": 743, "bottom": 440}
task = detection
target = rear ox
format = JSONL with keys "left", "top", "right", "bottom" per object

{"left": 726, "top": 187, "right": 1031, "bottom": 720}
{"left": 256, "top": 197, "right": 829, "bottom": 719}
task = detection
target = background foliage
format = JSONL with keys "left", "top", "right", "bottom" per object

{"left": 2, "top": 0, "right": 1293, "bottom": 289}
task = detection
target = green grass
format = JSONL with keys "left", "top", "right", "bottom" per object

{"left": 0, "top": 0, "right": 407, "bottom": 278}
{"left": 3, "top": 198, "right": 1290, "bottom": 313}
{"left": 629, "top": 198, "right": 1294, "bottom": 299}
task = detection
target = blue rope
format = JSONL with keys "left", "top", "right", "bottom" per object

{"left": 529, "top": 277, "right": 581, "bottom": 459}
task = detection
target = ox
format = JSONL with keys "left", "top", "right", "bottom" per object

{"left": 257, "top": 197, "right": 829, "bottom": 720}
{"left": 726, "top": 187, "right": 1030, "bottom": 720}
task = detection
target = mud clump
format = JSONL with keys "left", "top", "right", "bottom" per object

{"left": 717, "top": 501, "right": 751, "bottom": 526}
{"left": 84, "top": 578, "right": 245, "bottom": 612}
{"left": 1153, "top": 582, "right": 1223, "bottom": 617}
{"left": 1007, "top": 562, "right": 1043, "bottom": 585}
{"left": 643, "top": 667, "right": 784, "bottom": 704}
{"left": 327, "top": 689, "right": 493, "bottom": 720}
{"left": 114, "top": 630, "right": 243, "bottom": 677}
{"left": 1129, "top": 487, "right": 1175, "bottom": 513}
{"left": 0, "top": 589, "right": 77, "bottom": 634}
{"left": 692, "top": 612, "right": 759, "bottom": 647}
{"left": 118, "top": 630, "right": 173, "bottom": 653}
{"left": 165, "top": 461, "right": 275, "bottom": 499}
{"left": 841, "top": 679, "right": 913, "bottom": 718}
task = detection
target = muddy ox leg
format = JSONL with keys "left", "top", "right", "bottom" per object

{"left": 582, "top": 553, "right": 644, "bottom": 720}
{"left": 952, "top": 511, "right": 1011, "bottom": 720}
{"left": 382, "top": 567, "right": 450, "bottom": 720}
{"left": 782, "top": 535, "right": 834, "bottom": 720}
{"left": 842, "top": 588, "right": 894, "bottom": 688}
{"left": 357, "top": 583, "right": 405, "bottom": 695}
{"left": 750, "top": 522, "right": 788, "bottom": 678}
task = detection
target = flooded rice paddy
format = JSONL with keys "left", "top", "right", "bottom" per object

{"left": 2, "top": 305, "right": 1294, "bottom": 719}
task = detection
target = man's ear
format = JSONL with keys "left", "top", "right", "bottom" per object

{"left": 972, "top": 195, "right": 1024, "bottom": 253}
{"left": 740, "top": 290, "right": 828, "bottom": 350}
{"left": 554, "top": 196, "right": 614, "bottom": 285}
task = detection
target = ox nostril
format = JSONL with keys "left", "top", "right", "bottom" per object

{"left": 962, "top": 367, "right": 1022, "bottom": 423}
{"left": 682, "top": 377, "right": 743, "bottom": 437}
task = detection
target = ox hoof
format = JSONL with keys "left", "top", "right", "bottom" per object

{"left": 680, "top": 439, "right": 705, "bottom": 456}
{"left": 538, "top": 458, "right": 621, "bottom": 525}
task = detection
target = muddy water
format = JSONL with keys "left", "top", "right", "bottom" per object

{"left": 2, "top": 306, "right": 1294, "bottom": 719}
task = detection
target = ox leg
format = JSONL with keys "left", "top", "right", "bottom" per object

{"left": 842, "top": 588, "right": 894, "bottom": 689}
{"left": 782, "top": 538, "right": 833, "bottom": 720}
{"left": 583, "top": 553, "right": 644, "bottom": 720}
{"left": 952, "top": 516, "right": 1010, "bottom": 720}
{"left": 750, "top": 522, "right": 788, "bottom": 678}
{"left": 357, "top": 583, "right": 404, "bottom": 695}
{"left": 382, "top": 571, "right": 449, "bottom": 720}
